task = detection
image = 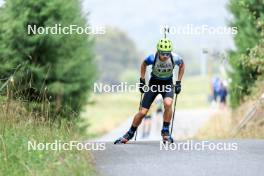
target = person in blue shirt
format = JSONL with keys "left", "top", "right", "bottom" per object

{"left": 212, "top": 77, "right": 222, "bottom": 102}
{"left": 114, "top": 38, "right": 185, "bottom": 144}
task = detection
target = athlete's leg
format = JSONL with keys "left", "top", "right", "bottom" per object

{"left": 121, "top": 90, "right": 157, "bottom": 139}
{"left": 159, "top": 82, "right": 174, "bottom": 143}
{"left": 132, "top": 107, "right": 149, "bottom": 127}
{"left": 114, "top": 108, "right": 149, "bottom": 144}
{"left": 114, "top": 79, "right": 158, "bottom": 143}
{"left": 163, "top": 97, "right": 173, "bottom": 122}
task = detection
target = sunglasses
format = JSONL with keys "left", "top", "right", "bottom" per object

{"left": 159, "top": 52, "right": 171, "bottom": 57}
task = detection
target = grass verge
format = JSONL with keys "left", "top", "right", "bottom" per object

{"left": 196, "top": 78, "right": 264, "bottom": 139}
{"left": 0, "top": 100, "right": 96, "bottom": 176}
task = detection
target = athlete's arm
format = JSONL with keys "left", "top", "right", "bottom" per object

{"left": 177, "top": 62, "right": 185, "bottom": 81}
{"left": 141, "top": 54, "right": 154, "bottom": 79}
{"left": 140, "top": 61, "right": 147, "bottom": 79}
{"left": 172, "top": 53, "right": 185, "bottom": 81}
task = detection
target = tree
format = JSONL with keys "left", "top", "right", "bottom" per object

{"left": 228, "top": 0, "right": 264, "bottom": 107}
{"left": 0, "top": 0, "right": 96, "bottom": 119}
{"left": 95, "top": 27, "right": 141, "bottom": 84}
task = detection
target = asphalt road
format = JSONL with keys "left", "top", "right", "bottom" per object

{"left": 99, "top": 109, "right": 214, "bottom": 141}
{"left": 90, "top": 140, "right": 264, "bottom": 176}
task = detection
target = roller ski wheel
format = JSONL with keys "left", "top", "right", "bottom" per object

{"left": 114, "top": 137, "right": 129, "bottom": 144}
{"left": 162, "top": 135, "right": 174, "bottom": 144}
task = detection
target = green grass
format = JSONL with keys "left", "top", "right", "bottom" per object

{"left": 83, "top": 76, "right": 210, "bottom": 138}
{"left": 82, "top": 92, "right": 140, "bottom": 138}
{"left": 177, "top": 75, "right": 210, "bottom": 109}
{"left": 0, "top": 101, "right": 96, "bottom": 176}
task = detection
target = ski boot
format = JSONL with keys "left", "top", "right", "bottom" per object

{"left": 114, "top": 131, "right": 134, "bottom": 144}
{"left": 161, "top": 128, "right": 174, "bottom": 144}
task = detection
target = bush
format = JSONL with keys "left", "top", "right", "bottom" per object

{"left": 228, "top": 0, "right": 264, "bottom": 107}
{"left": 0, "top": 0, "right": 96, "bottom": 119}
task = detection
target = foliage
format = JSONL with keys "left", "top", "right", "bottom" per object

{"left": 228, "top": 0, "right": 264, "bottom": 107}
{"left": 95, "top": 27, "right": 141, "bottom": 84}
{"left": 0, "top": 0, "right": 96, "bottom": 118}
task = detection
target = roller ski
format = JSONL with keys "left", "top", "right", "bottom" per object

{"left": 114, "top": 131, "right": 134, "bottom": 144}
{"left": 161, "top": 128, "right": 174, "bottom": 144}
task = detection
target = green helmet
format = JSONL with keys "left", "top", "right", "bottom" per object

{"left": 157, "top": 38, "right": 173, "bottom": 52}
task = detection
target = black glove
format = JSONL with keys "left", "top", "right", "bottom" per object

{"left": 139, "top": 78, "right": 145, "bottom": 93}
{"left": 175, "top": 81, "right": 181, "bottom": 94}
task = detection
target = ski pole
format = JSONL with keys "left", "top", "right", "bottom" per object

{"left": 170, "top": 94, "right": 178, "bottom": 134}
{"left": 134, "top": 93, "right": 143, "bottom": 141}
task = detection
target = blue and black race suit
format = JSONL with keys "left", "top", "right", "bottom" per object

{"left": 141, "top": 52, "right": 183, "bottom": 109}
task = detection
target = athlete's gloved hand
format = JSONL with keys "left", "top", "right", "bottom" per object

{"left": 139, "top": 78, "right": 146, "bottom": 93}
{"left": 175, "top": 81, "right": 181, "bottom": 94}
